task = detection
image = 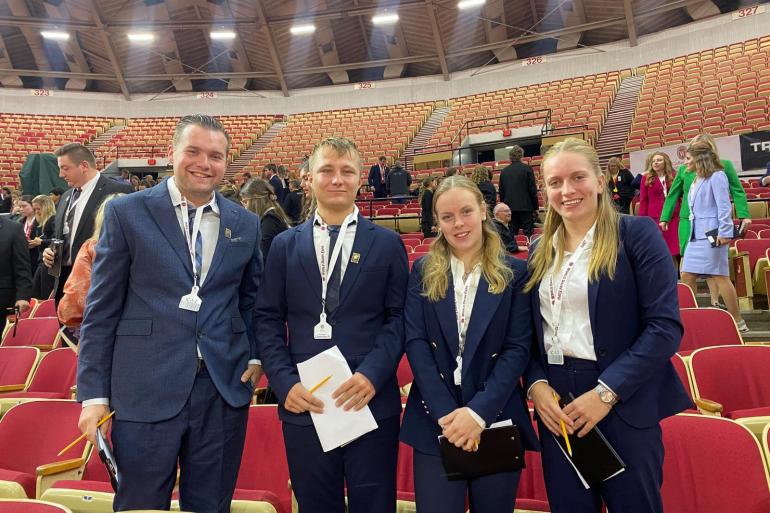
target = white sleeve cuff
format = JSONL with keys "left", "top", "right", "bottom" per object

{"left": 82, "top": 398, "right": 109, "bottom": 407}
{"left": 526, "top": 379, "right": 549, "bottom": 400}
{"left": 466, "top": 407, "right": 487, "bottom": 429}
{"left": 248, "top": 359, "right": 261, "bottom": 365}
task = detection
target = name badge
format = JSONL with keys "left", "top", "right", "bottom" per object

{"left": 179, "top": 286, "right": 202, "bottom": 312}
{"left": 314, "top": 313, "right": 332, "bottom": 340}
{"left": 547, "top": 344, "right": 564, "bottom": 365}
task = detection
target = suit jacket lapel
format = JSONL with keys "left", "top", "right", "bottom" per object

{"left": 203, "top": 192, "right": 239, "bottom": 287}
{"left": 144, "top": 181, "right": 193, "bottom": 277}
{"left": 297, "top": 219, "right": 322, "bottom": 302}
{"left": 337, "top": 215, "right": 376, "bottom": 308}
{"left": 434, "top": 285, "right": 461, "bottom": 358}
{"left": 54, "top": 189, "right": 72, "bottom": 238}
{"left": 462, "top": 275, "right": 503, "bottom": 378}
{"left": 588, "top": 275, "right": 600, "bottom": 342}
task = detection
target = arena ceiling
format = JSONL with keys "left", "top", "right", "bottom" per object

{"left": 0, "top": 0, "right": 763, "bottom": 98}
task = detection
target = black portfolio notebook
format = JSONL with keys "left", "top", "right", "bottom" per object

{"left": 96, "top": 430, "right": 120, "bottom": 492}
{"left": 438, "top": 424, "right": 525, "bottom": 481}
{"left": 553, "top": 397, "right": 626, "bottom": 487}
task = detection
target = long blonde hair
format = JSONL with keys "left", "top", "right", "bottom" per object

{"left": 31, "top": 195, "right": 55, "bottom": 226}
{"left": 687, "top": 140, "right": 722, "bottom": 179}
{"left": 241, "top": 178, "right": 292, "bottom": 226}
{"left": 525, "top": 138, "right": 619, "bottom": 292}
{"left": 421, "top": 176, "right": 513, "bottom": 302}
{"left": 644, "top": 151, "right": 675, "bottom": 186}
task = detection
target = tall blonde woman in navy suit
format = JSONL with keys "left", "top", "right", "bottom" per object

{"left": 525, "top": 139, "right": 691, "bottom": 513}
{"left": 400, "top": 176, "right": 538, "bottom": 513}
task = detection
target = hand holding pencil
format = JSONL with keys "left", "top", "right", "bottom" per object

{"left": 66, "top": 409, "right": 115, "bottom": 455}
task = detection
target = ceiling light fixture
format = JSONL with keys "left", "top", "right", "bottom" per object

{"left": 127, "top": 32, "right": 155, "bottom": 43}
{"left": 41, "top": 31, "right": 70, "bottom": 41}
{"left": 290, "top": 23, "right": 316, "bottom": 35}
{"left": 458, "top": 0, "right": 486, "bottom": 9}
{"left": 210, "top": 30, "right": 237, "bottom": 40}
{"left": 372, "top": 13, "right": 399, "bottom": 25}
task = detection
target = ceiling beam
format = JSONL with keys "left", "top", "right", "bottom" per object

{"left": 623, "top": 0, "right": 638, "bottom": 47}
{"left": 528, "top": 0, "right": 538, "bottom": 24}
{"left": 87, "top": 0, "right": 130, "bottom": 99}
{"left": 425, "top": 1, "right": 449, "bottom": 80}
{"left": 254, "top": 0, "right": 289, "bottom": 96}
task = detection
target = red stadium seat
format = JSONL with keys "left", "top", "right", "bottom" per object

{"left": 0, "top": 348, "right": 77, "bottom": 411}
{"left": 678, "top": 308, "right": 743, "bottom": 355}
{"left": 0, "top": 401, "right": 88, "bottom": 498}
{"left": 0, "top": 347, "right": 40, "bottom": 394}
{"left": 661, "top": 414, "right": 770, "bottom": 513}
{"left": 1, "top": 318, "right": 61, "bottom": 350}
{"left": 396, "top": 440, "right": 415, "bottom": 510}
{"left": 676, "top": 283, "right": 697, "bottom": 309}
{"left": 0, "top": 500, "right": 74, "bottom": 512}
{"left": 30, "top": 300, "right": 56, "bottom": 319}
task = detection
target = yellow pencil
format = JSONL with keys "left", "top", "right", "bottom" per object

{"left": 553, "top": 392, "right": 573, "bottom": 457}
{"left": 308, "top": 374, "right": 333, "bottom": 394}
{"left": 58, "top": 410, "right": 115, "bottom": 456}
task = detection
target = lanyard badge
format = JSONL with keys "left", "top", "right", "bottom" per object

{"left": 314, "top": 212, "right": 356, "bottom": 339}
{"left": 453, "top": 265, "right": 479, "bottom": 385}
{"left": 178, "top": 197, "right": 205, "bottom": 312}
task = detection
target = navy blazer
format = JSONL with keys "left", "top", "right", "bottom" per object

{"left": 525, "top": 216, "right": 692, "bottom": 429}
{"left": 400, "top": 256, "right": 539, "bottom": 456}
{"left": 78, "top": 180, "right": 263, "bottom": 422}
{"left": 255, "top": 215, "right": 408, "bottom": 425}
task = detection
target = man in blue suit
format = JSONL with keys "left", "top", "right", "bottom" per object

{"left": 77, "top": 115, "right": 263, "bottom": 513}
{"left": 256, "top": 137, "right": 408, "bottom": 513}
{"left": 368, "top": 155, "right": 389, "bottom": 198}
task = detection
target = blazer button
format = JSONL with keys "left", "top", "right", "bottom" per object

{"left": 431, "top": 341, "right": 437, "bottom": 350}
{"left": 491, "top": 353, "right": 498, "bottom": 359}
{"left": 439, "top": 372, "right": 445, "bottom": 380}
{"left": 598, "top": 349, "right": 607, "bottom": 357}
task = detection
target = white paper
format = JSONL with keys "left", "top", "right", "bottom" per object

{"left": 296, "top": 346, "right": 378, "bottom": 452}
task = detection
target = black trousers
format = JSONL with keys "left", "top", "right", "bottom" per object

{"left": 509, "top": 211, "right": 535, "bottom": 238}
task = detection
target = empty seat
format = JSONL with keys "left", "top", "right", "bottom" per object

{"left": 1, "top": 318, "right": 61, "bottom": 350}
{"left": 678, "top": 308, "right": 743, "bottom": 355}
{"left": 0, "top": 347, "right": 40, "bottom": 394}
{"left": 676, "top": 282, "right": 697, "bottom": 309}
{"left": 0, "top": 499, "right": 74, "bottom": 512}
{"left": 0, "top": 348, "right": 77, "bottom": 414}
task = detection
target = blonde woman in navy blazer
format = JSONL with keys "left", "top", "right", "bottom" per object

{"left": 525, "top": 139, "right": 691, "bottom": 513}
{"left": 401, "top": 176, "right": 538, "bottom": 513}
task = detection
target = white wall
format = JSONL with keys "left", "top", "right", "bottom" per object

{"left": 0, "top": 9, "right": 768, "bottom": 117}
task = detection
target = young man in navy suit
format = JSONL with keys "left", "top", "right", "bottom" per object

{"left": 256, "top": 137, "right": 408, "bottom": 513}
{"left": 77, "top": 115, "right": 263, "bottom": 513}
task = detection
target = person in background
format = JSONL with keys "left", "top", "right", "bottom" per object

{"left": 278, "top": 165, "right": 290, "bottom": 196}
{"left": 386, "top": 160, "right": 412, "bottom": 204}
{"left": 282, "top": 179, "right": 304, "bottom": 226}
{"left": 492, "top": 203, "right": 526, "bottom": 253}
{"left": 0, "top": 186, "right": 13, "bottom": 214}
{"left": 57, "top": 194, "right": 123, "bottom": 333}
{"left": 471, "top": 165, "right": 496, "bottom": 213}
{"left": 445, "top": 167, "right": 458, "bottom": 178}
{"left": 30, "top": 195, "right": 57, "bottom": 299}
{"left": 498, "top": 146, "right": 538, "bottom": 239}
{"left": 671, "top": 141, "right": 747, "bottom": 332}
{"left": 661, "top": 133, "right": 750, "bottom": 310}
{"left": 759, "top": 161, "right": 770, "bottom": 186}
{"left": 419, "top": 177, "right": 436, "bottom": 239}
{"left": 401, "top": 175, "right": 537, "bottom": 513}
{"left": 606, "top": 157, "right": 634, "bottom": 214}
{"left": 639, "top": 152, "right": 680, "bottom": 266}
{"left": 241, "top": 178, "right": 291, "bottom": 262}
{"left": 526, "top": 138, "right": 690, "bottom": 513}
{"left": 17, "top": 195, "right": 40, "bottom": 274}
{"left": 218, "top": 183, "right": 242, "bottom": 204}
{"left": 129, "top": 174, "right": 140, "bottom": 190}
{"left": 0, "top": 214, "right": 31, "bottom": 318}
{"left": 48, "top": 187, "right": 64, "bottom": 206}
{"left": 263, "top": 163, "right": 286, "bottom": 204}
{"left": 368, "top": 156, "right": 389, "bottom": 199}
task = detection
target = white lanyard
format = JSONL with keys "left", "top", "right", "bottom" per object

{"left": 180, "top": 197, "right": 205, "bottom": 287}
{"left": 453, "top": 264, "right": 479, "bottom": 385}
{"left": 316, "top": 211, "right": 357, "bottom": 316}
{"left": 659, "top": 176, "right": 668, "bottom": 197}
{"left": 62, "top": 192, "right": 81, "bottom": 235}
{"left": 546, "top": 236, "right": 590, "bottom": 364}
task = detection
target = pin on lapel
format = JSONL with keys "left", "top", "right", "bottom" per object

{"left": 351, "top": 252, "right": 361, "bottom": 264}
{"left": 224, "top": 228, "right": 232, "bottom": 239}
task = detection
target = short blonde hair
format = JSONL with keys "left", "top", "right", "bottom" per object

{"left": 309, "top": 136, "right": 363, "bottom": 174}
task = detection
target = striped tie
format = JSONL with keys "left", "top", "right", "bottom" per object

{"left": 187, "top": 206, "right": 208, "bottom": 279}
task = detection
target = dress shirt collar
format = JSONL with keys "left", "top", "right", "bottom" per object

{"left": 551, "top": 221, "right": 597, "bottom": 252}
{"left": 450, "top": 254, "right": 481, "bottom": 283}
{"left": 79, "top": 171, "right": 101, "bottom": 198}
{"left": 313, "top": 205, "right": 360, "bottom": 227}
{"left": 167, "top": 176, "right": 219, "bottom": 215}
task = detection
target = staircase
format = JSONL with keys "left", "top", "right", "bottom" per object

{"left": 402, "top": 104, "right": 451, "bottom": 172}
{"left": 86, "top": 122, "right": 126, "bottom": 152}
{"left": 595, "top": 75, "right": 645, "bottom": 168}
{"left": 227, "top": 121, "right": 286, "bottom": 178}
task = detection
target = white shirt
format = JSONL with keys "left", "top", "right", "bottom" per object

{"left": 65, "top": 172, "right": 100, "bottom": 265}
{"left": 312, "top": 206, "right": 359, "bottom": 283}
{"left": 448, "top": 255, "right": 486, "bottom": 430}
{"left": 539, "top": 224, "right": 597, "bottom": 361}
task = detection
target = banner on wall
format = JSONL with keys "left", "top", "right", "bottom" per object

{"left": 740, "top": 131, "right": 770, "bottom": 171}
{"left": 629, "top": 135, "right": 747, "bottom": 176}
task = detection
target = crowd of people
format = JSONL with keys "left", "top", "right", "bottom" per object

{"left": 0, "top": 113, "right": 758, "bottom": 513}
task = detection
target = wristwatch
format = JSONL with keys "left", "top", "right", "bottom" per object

{"left": 594, "top": 384, "right": 618, "bottom": 406}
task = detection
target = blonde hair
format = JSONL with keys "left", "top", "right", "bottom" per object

{"left": 91, "top": 193, "right": 124, "bottom": 240}
{"left": 606, "top": 157, "right": 622, "bottom": 175}
{"left": 420, "top": 176, "right": 513, "bottom": 302}
{"left": 470, "top": 165, "right": 490, "bottom": 185}
{"left": 644, "top": 152, "right": 675, "bottom": 186}
{"left": 687, "top": 140, "right": 722, "bottom": 179}
{"left": 31, "top": 194, "right": 55, "bottom": 226}
{"left": 691, "top": 133, "right": 720, "bottom": 159}
{"left": 309, "top": 136, "right": 363, "bottom": 174}
{"left": 241, "top": 178, "right": 291, "bottom": 226}
{"left": 525, "top": 138, "right": 619, "bottom": 292}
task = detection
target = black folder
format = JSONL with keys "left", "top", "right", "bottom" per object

{"left": 553, "top": 396, "right": 625, "bottom": 486}
{"left": 96, "top": 430, "right": 120, "bottom": 492}
{"left": 438, "top": 424, "right": 525, "bottom": 481}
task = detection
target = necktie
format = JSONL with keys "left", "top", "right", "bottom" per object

{"left": 187, "top": 206, "right": 208, "bottom": 282}
{"left": 325, "top": 225, "right": 342, "bottom": 314}
{"left": 62, "top": 188, "right": 82, "bottom": 264}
